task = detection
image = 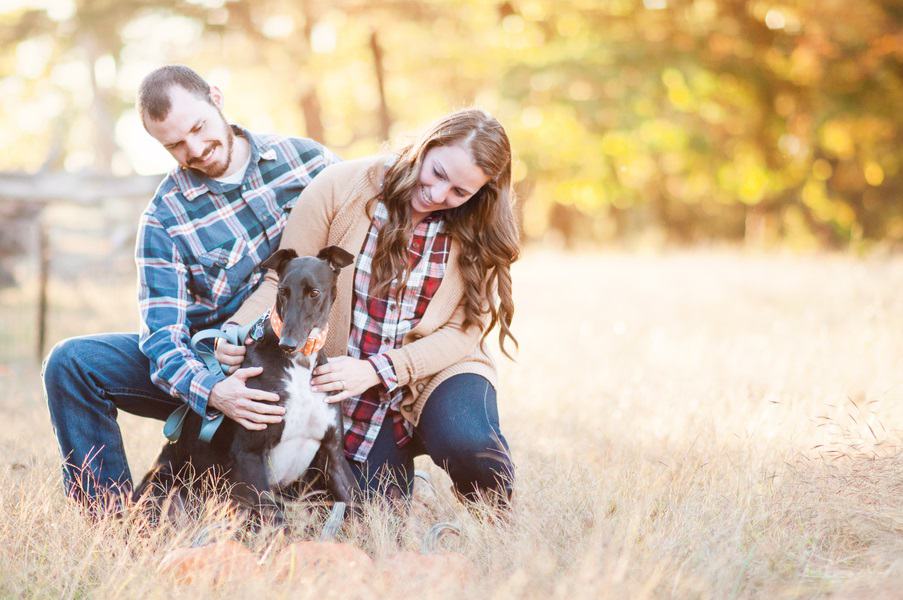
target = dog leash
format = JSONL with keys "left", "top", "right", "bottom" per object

{"left": 163, "top": 320, "right": 256, "bottom": 444}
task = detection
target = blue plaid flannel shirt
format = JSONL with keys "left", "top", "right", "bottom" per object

{"left": 136, "top": 127, "right": 339, "bottom": 417}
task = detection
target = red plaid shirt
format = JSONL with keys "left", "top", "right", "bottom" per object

{"left": 342, "top": 201, "right": 451, "bottom": 462}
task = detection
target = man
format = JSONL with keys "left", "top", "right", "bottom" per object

{"left": 42, "top": 65, "right": 340, "bottom": 511}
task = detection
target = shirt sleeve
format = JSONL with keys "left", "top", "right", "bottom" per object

{"left": 366, "top": 354, "right": 399, "bottom": 391}
{"left": 287, "top": 138, "right": 342, "bottom": 193}
{"left": 136, "top": 211, "right": 225, "bottom": 416}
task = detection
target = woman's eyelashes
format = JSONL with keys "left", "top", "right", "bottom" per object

{"left": 432, "top": 168, "right": 468, "bottom": 198}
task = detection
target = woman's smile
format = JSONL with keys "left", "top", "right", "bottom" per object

{"left": 411, "top": 144, "right": 489, "bottom": 221}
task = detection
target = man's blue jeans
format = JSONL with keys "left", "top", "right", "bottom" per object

{"left": 42, "top": 333, "right": 181, "bottom": 504}
{"left": 349, "top": 374, "right": 515, "bottom": 504}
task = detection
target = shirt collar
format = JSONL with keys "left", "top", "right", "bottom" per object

{"left": 172, "top": 126, "right": 276, "bottom": 201}
{"left": 419, "top": 211, "right": 443, "bottom": 225}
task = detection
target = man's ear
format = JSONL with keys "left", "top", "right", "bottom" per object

{"left": 316, "top": 246, "right": 354, "bottom": 272}
{"left": 260, "top": 249, "right": 298, "bottom": 275}
{"left": 208, "top": 85, "right": 224, "bottom": 110}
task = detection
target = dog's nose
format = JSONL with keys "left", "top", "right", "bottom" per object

{"left": 278, "top": 338, "right": 299, "bottom": 353}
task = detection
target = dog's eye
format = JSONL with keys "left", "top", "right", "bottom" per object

{"left": 309, "top": 289, "right": 321, "bottom": 298}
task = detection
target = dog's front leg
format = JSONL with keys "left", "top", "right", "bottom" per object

{"left": 230, "top": 451, "right": 283, "bottom": 527}
{"left": 133, "top": 445, "right": 182, "bottom": 524}
{"left": 323, "top": 445, "right": 359, "bottom": 509}
{"left": 316, "top": 420, "right": 360, "bottom": 511}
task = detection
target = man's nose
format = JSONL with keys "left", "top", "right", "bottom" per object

{"left": 185, "top": 136, "right": 205, "bottom": 160}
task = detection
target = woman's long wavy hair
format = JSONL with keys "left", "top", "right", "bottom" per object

{"left": 368, "top": 108, "right": 519, "bottom": 357}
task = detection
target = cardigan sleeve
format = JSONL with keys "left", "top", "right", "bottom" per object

{"left": 381, "top": 296, "right": 490, "bottom": 388}
{"left": 229, "top": 163, "right": 339, "bottom": 326}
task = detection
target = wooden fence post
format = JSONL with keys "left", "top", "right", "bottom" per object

{"left": 0, "top": 171, "right": 159, "bottom": 363}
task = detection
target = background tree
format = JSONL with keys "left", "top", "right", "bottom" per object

{"left": 1, "top": 0, "right": 900, "bottom": 249}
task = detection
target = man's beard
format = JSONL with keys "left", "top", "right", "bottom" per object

{"left": 186, "top": 111, "right": 234, "bottom": 178}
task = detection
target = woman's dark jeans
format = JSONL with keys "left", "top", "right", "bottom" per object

{"left": 348, "top": 374, "right": 515, "bottom": 505}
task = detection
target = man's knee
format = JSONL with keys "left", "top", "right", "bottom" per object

{"left": 42, "top": 336, "right": 113, "bottom": 413}
{"left": 42, "top": 337, "right": 82, "bottom": 390}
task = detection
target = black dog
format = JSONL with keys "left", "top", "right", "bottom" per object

{"left": 135, "top": 246, "right": 358, "bottom": 525}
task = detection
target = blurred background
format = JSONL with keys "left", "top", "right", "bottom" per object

{"left": 0, "top": 0, "right": 901, "bottom": 364}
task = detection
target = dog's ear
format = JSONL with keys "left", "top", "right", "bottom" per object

{"left": 260, "top": 249, "right": 298, "bottom": 275}
{"left": 317, "top": 246, "right": 354, "bottom": 272}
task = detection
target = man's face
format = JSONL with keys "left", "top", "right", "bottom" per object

{"left": 144, "top": 85, "right": 234, "bottom": 178}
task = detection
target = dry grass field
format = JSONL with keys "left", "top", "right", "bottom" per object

{"left": 1, "top": 249, "right": 901, "bottom": 599}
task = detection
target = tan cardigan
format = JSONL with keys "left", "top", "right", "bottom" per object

{"left": 231, "top": 156, "right": 497, "bottom": 425}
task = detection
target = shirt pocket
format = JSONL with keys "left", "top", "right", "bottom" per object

{"left": 194, "top": 237, "right": 251, "bottom": 303}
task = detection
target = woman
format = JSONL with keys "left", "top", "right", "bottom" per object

{"left": 220, "top": 108, "right": 518, "bottom": 505}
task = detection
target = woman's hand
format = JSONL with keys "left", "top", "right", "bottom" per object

{"left": 312, "top": 356, "right": 380, "bottom": 403}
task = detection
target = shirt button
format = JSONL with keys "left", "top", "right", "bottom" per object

{"left": 416, "top": 383, "right": 425, "bottom": 393}
{"left": 403, "top": 405, "right": 413, "bottom": 412}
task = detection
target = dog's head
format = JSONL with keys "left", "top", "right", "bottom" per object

{"left": 260, "top": 246, "right": 354, "bottom": 354}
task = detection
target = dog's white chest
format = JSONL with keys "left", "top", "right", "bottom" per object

{"left": 267, "top": 356, "right": 334, "bottom": 487}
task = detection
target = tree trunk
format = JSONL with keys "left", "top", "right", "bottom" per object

{"left": 83, "top": 33, "right": 117, "bottom": 173}
{"left": 299, "top": 86, "right": 325, "bottom": 142}
{"left": 298, "top": 0, "right": 325, "bottom": 142}
{"left": 369, "top": 29, "right": 392, "bottom": 142}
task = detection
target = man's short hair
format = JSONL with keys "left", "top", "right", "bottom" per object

{"left": 138, "top": 65, "right": 211, "bottom": 122}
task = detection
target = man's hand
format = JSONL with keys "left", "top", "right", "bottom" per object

{"left": 214, "top": 337, "right": 250, "bottom": 375}
{"left": 311, "top": 356, "right": 380, "bottom": 403}
{"left": 208, "top": 366, "right": 284, "bottom": 430}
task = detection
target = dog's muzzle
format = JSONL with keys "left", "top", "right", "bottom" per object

{"left": 270, "top": 309, "right": 328, "bottom": 356}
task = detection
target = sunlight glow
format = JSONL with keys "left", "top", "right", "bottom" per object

{"left": 16, "top": 37, "right": 54, "bottom": 79}
{"left": 1, "top": 0, "right": 74, "bottom": 20}
{"left": 644, "top": 0, "right": 668, "bottom": 10}
{"left": 50, "top": 60, "right": 91, "bottom": 105}
{"left": 185, "top": 0, "right": 224, "bottom": 7}
{"left": 115, "top": 112, "right": 175, "bottom": 175}
{"left": 765, "top": 9, "right": 786, "bottom": 30}
{"left": 311, "top": 21, "right": 337, "bottom": 54}
{"left": 94, "top": 54, "right": 117, "bottom": 89}
{"left": 262, "top": 15, "right": 295, "bottom": 39}
{"left": 45, "top": 0, "right": 74, "bottom": 21}
{"left": 521, "top": 107, "right": 543, "bottom": 128}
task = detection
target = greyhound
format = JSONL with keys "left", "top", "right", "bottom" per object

{"left": 134, "top": 246, "right": 358, "bottom": 525}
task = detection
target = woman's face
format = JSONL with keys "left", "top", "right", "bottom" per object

{"left": 411, "top": 144, "right": 489, "bottom": 221}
